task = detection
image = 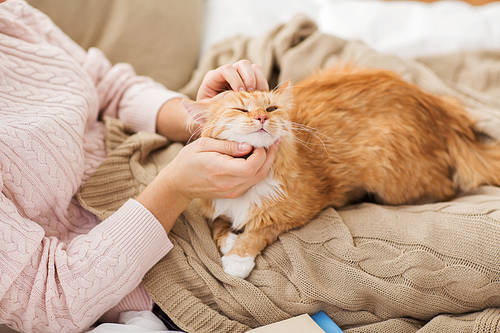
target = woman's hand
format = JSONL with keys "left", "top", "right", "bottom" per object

{"left": 136, "top": 138, "right": 279, "bottom": 232}
{"left": 196, "top": 59, "right": 269, "bottom": 101}
{"left": 165, "top": 138, "right": 279, "bottom": 200}
{"left": 156, "top": 60, "right": 268, "bottom": 142}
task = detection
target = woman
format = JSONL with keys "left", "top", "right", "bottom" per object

{"left": 0, "top": 1, "right": 278, "bottom": 332}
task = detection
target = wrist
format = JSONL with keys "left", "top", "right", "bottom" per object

{"left": 156, "top": 97, "right": 199, "bottom": 142}
{"left": 136, "top": 173, "right": 190, "bottom": 233}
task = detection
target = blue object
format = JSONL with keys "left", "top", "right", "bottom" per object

{"left": 311, "top": 311, "right": 343, "bottom": 333}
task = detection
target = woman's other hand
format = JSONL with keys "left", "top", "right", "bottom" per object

{"left": 196, "top": 60, "right": 269, "bottom": 101}
{"left": 164, "top": 138, "right": 279, "bottom": 200}
{"left": 136, "top": 138, "right": 279, "bottom": 232}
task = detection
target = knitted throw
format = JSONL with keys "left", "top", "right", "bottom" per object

{"left": 78, "top": 16, "right": 500, "bottom": 333}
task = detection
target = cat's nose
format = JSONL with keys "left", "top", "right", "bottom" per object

{"left": 255, "top": 115, "right": 268, "bottom": 124}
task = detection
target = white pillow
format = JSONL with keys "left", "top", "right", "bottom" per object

{"left": 202, "top": 0, "right": 500, "bottom": 58}
{"left": 317, "top": 0, "right": 500, "bottom": 57}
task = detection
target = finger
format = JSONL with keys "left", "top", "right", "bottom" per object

{"left": 221, "top": 144, "right": 278, "bottom": 197}
{"left": 231, "top": 147, "right": 267, "bottom": 175}
{"left": 197, "top": 65, "right": 246, "bottom": 100}
{"left": 196, "top": 70, "right": 224, "bottom": 100}
{"left": 252, "top": 63, "right": 269, "bottom": 91}
{"left": 221, "top": 65, "right": 245, "bottom": 92}
{"left": 256, "top": 140, "right": 280, "bottom": 178}
{"left": 195, "top": 137, "right": 252, "bottom": 157}
{"left": 234, "top": 60, "right": 256, "bottom": 91}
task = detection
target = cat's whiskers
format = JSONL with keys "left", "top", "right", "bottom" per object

{"left": 188, "top": 123, "right": 221, "bottom": 144}
{"left": 284, "top": 121, "right": 330, "bottom": 155}
{"left": 288, "top": 121, "right": 331, "bottom": 141}
{"left": 185, "top": 119, "right": 201, "bottom": 144}
{"left": 291, "top": 136, "right": 316, "bottom": 151}
{"left": 187, "top": 127, "right": 202, "bottom": 144}
{"left": 266, "top": 122, "right": 321, "bottom": 153}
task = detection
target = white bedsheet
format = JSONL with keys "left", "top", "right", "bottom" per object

{"left": 202, "top": 0, "right": 500, "bottom": 58}
{"left": 88, "top": 311, "right": 179, "bottom": 333}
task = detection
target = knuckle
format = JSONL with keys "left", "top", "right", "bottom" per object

{"left": 224, "top": 141, "right": 235, "bottom": 154}
{"left": 217, "top": 183, "right": 233, "bottom": 193}
{"left": 206, "top": 69, "right": 217, "bottom": 78}
{"left": 225, "top": 190, "right": 242, "bottom": 199}
{"left": 220, "top": 64, "right": 232, "bottom": 71}
{"left": 218, "top": 184, "right": 229, "bottom": 193}
{"left": 256, "top": 169, "right": 267, "bottom": 180}
{"left": 197, "top": 137, "right": 210, "bottom": 148}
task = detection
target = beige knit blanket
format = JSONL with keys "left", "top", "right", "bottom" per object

{"left": 78, "top": 16, "right": 500, "bottom": 333}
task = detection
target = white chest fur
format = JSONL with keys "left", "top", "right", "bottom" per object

{"left": 212, "top": 171, "right": 283, "bottom": 230}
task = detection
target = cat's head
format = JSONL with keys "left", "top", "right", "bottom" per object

{"left": 184, "top": 82, "right": 294, "bottom": 148}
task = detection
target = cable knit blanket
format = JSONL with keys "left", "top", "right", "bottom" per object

{"left": 78, "top": 16, "right": 500, "bottom": 333}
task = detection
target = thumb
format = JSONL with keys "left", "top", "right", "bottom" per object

{"left": 195, "top": 137, "right": 253, "bottom": 157}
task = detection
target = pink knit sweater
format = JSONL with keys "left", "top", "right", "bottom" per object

{"left": 0, "top": 1, "right": 184, "bottom": 332}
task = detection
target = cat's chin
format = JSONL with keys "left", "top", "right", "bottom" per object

{"left": 219, "top": 131, "right": 278, "bottom": 148}
{"left": 242, "top": 133, "right": 278, "bottom": 148}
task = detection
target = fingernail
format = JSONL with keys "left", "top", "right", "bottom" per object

{"left": 238, "top": 142, "right": 251, "bottom": 151}
{"left": 239, "top": 87, "right": 245, "bottom": 92}
{"left": 248, "top": 87, "right": 255, "bottom": 91}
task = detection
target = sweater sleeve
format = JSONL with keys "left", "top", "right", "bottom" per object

{"left": 83, "top": 48, "right": 186, "bottom": 133}
{"left": 10, "top": 0, "right": 185, "bottom": 133}
{"left": 0, "top": 189, "right": 173, "bottom": 333}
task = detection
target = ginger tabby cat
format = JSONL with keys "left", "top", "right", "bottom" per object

{"left": 183, "top": 67, "right": 500, "bottom": 278}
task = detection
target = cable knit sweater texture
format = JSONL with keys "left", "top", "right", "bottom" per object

{"left": 0, "top": 1, "right": 183, "bottom": 332}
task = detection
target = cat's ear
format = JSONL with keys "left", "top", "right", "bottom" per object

{"left": 182, "top": 100, "right": 208, "bottom": 125}
{"left": 276, "top": 81, "right": 293, "bottom": 98}
{"left": 275, "top": 81, "right": 294, "bottom": 108}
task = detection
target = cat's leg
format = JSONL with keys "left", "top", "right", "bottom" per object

{"left": 221, "top": 225, "right": 283, "bottom": 279}
{"left": 212, "top": 217, "right": 238, "bottom": 255}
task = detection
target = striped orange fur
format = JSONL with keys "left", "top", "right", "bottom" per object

{"left": 186, "top": 66, "right": 500, "bottom": 278}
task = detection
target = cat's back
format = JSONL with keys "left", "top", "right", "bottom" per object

{"left": 290, "top": 67, "right": 447, "bottom": 126}
{"left": 285, "top": 66, "right": 475, "bottom": 199}
{"left": 288, "top": 66, "right": 468, "bottom": 153}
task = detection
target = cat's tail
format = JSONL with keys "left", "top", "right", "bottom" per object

{"left": 449, "top": 134, "right": 500, "bottom": 192}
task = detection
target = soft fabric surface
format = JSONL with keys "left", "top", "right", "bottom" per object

{"left": 78, "top": 16, "right": 500, "bottom": 333}
{"left": 0, "top": 1, "right": 184, "bottom": 331}
{"left": 28, "top": 0, "right": 203, "bottom": 91}
{"left": 202, "top": 0, "right": 500, "bottom": 58}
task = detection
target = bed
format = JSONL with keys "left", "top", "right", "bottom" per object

{"left": 2, "top": 1, "right": 500, "bottom": 332}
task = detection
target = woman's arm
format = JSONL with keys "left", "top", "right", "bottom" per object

{"left": 0, "top": 184, "right": 173, "bottom": 333}
{"left": 136, "top": 138, "right": 279, "bottom": 227}
{"left": 10, "top": 1, "right": 269, "bottom": 143}
{"left": 156, "top": 97, "right": 195, "bottom": 142}
{"left": 9, "top": 0, "right": 184, "bottom": 135}
{"left": 0, "top": 3, "right": 275, "bottom": 332}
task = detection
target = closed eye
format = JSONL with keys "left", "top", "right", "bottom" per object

{"left": 232, "top": 107, "right": 248, "bottom": 112}
{"left": 266, "top": 106, "right": 278, "bottom": 112}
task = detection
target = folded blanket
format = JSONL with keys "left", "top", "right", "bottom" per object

{"left": 77, "top": 16, "right": 500, "bottom": 333}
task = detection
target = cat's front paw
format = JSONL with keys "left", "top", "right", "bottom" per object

{"left": 220, "top": 232, "right": 238, "bottom": 255}
{"left": 221, "top": 254, "right": 255, "bottom": 279}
